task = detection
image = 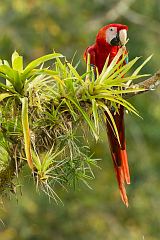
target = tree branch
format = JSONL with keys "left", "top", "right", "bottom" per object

{"left": 125, "top": 70, "right": 160, "bottom": 98}
{"left": 86, "top": 0, "right": 160, "bottom": 36}
{"left": 123, "top": 9, "right": 160, "bottom": 35}
{"left": 86, "top": 0, "right": 136, "bottom": 31}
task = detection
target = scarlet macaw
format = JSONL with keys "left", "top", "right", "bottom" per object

{"left": 84, "top": 24, "right": 130, "bottom": 206}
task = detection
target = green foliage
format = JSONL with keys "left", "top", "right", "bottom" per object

{"left": 0, "top": 1, "right": 159, "bottom": 239}
{"left": 0, "top": 49, "right": 150, "bottom": 201}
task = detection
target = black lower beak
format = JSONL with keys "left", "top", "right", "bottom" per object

{"left": 110, "top": 33, "right": 120, "bottom": 46}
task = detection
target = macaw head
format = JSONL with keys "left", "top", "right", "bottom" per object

{"left": 96, "top": 23, "right": 128, "bottom": 47}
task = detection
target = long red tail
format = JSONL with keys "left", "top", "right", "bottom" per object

{"left": 106, "top": 106, "right": 130, "bottom": 207}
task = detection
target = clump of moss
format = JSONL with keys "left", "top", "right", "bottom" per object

{"left": 0, "top": 50, "right": 150, "bottom": 200}
{"left": 0, "top": 145, "right": 15, "bottom": 192}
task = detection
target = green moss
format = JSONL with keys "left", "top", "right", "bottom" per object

{"left": 0, "top": 146, "right": 15, "bottom": 192}
{"left": 0, "top": 50, "right": 150, "bottom": 199}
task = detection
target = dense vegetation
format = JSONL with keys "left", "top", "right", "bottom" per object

{"left": 0, "top": 0, "right": 159, "bottom": 239}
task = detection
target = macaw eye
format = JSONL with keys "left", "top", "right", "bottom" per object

{"left": 110, "top": 28, "right": 114, "bottom": 31}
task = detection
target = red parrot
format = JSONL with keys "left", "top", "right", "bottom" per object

{"left": 84, "top": 23, "right": 130, "bottom": 206}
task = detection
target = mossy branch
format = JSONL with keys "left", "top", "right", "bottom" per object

{"left": 124, "top": 70, "right": 160, "bottom": 98}
{"left": 0, "top": 50, "right": 158, "bottom": 200}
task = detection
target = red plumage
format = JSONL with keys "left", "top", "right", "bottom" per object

{"left": 84, "top": 23, "right": 130, "bottom": 206}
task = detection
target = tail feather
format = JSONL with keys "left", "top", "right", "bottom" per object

{"left": 114, "top": 163, "right": 129, "bottom": 207}
{"left": 106, "top": 106, "right": 130, "bottom": 206}
{"left": 121, "top": 149, "right": 130, "bottom": 184}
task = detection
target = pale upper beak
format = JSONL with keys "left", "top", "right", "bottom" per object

{"left": 119, "top": 29, "right": 127, "bottom": 46}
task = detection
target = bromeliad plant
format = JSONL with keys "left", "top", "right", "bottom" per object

{"left": 0, "top": 49, "right": 151, "bottom": 200}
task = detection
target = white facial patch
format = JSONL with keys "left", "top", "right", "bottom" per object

{"left": 106, "top": 27, "right": 117, "bottom": 44}
{"left": 119, "top": 29, "right": 127, "bottom": 45}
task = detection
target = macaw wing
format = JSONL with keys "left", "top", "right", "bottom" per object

{"left": 106, "top": 106, "right": 130, "bottom": 207}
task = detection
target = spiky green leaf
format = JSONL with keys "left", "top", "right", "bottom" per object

{"left": 12, "top": 51, "right": 23, "bottom": 72}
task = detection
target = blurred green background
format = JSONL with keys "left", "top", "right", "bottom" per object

{"left": 0, "top": 0, "right": 160, "bottom": 239}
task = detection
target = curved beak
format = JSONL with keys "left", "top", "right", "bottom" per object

{"left": 110, "top": 29, "right": 128, "bottom": 46}
{"left": 119, "top": 29, "right": 127, "bottom": 46}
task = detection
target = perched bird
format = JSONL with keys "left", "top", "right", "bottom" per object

{"left": 84, "top": 23, "right": 130, "bottom": 206}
